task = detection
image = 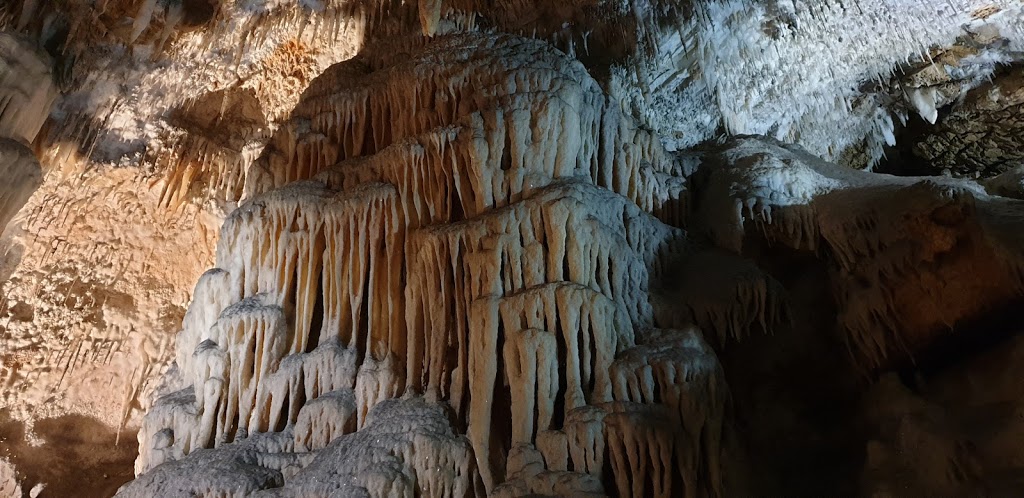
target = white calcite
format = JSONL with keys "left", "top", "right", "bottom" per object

{"left": 0, "top": 458, "right": 22, "bottom": 498}
{"left": 624, "top": 0, "right": 1024, "bottom": 166}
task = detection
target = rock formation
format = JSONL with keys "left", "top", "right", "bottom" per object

{"left": 121, "top": 32, "right": 729, "bottom": 497}
{"left": 0, "top": 0, "right": 1022, "bottom": 497}
{"left": 0, "top": 32, "right": 53, "bottom": 230}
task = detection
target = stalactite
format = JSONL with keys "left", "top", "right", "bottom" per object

{"left": 129, "top": 32, "right": 724, "bottom": 498}
{"left": 604, "top": 401, "right": 681, "bottom": 498}
{"left": 245, "top": 34, "right": 686, "bottom": 227}
{"left": 610, "top": 328, "right": 727, "bottom": 497}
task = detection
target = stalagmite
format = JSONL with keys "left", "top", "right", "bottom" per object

{"left": 292, "top": 389, "right": 357, "bottom": 451}
{"left": 260, "top": 397, "right": 481, "bottom": 498}
{"left": 121, "top": 430, "right": 298, "bottom": 497}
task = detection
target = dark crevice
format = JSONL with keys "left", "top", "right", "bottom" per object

{"left": 874, "top": 109, "right": 952, "bottom": 177}
{"left": 551, "top": 327, "right": 568, "bottom": 431}
{"left": 306, "top": 273, "right": 325, "bottom": 353}
{"left": 720, "top": 231, "right": 866, "bottom": 497}
{"left": 181, "top": 0, "right": 220, "bottom": 28}
{"left": 489, "top": 320, "right": 512, "bottom": 485}
{"left": 274, "top": 392, "right": 290, "bottom": 433}
{"left": 901, "top": 298, "right": 1024, "bottom": 380}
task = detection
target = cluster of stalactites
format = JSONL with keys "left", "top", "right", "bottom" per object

{"left": 239, "top": 33, "right": 686, "bottom": 227}
{"left": 138, "top": 171, "right": 722, "bottom": 495}
{"left": 174, "top": 181, "right": 403, "bottom": 375}
{"left": 133, "top": 31, "right": 725, "bottom": 498}
{"left": 493, "top": 326, "right": 727, "bottom": 498}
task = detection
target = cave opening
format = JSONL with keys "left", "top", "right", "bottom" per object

{"left": 180, "top": 0, "right": 220, "bottom": 28}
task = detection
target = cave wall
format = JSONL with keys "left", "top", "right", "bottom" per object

{"left": 0, "top": 1, "right": 1021, "bottom": 497}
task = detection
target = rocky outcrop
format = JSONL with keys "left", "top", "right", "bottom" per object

{"left": 692, "top": 136, "right": 1024, "bottom": 369}
{"left": 122, "top": 32, "right": 1024, "bottom": 498}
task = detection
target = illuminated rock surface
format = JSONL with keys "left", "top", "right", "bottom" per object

{"left": 0, "top": 1, "right": 1020, "bottom": 497}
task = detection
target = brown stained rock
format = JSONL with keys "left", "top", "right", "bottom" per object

{"left": 169, "top": 87, "right": 267, "bottom": 152}
{"left": 0, "top": 33, "right": 56, "bottom": 144}
{"left": 693, "top": 136, "right": 1024, "bottom": 371}
{"left": 913, "top": 69, "right": 1024, "bottom": 178}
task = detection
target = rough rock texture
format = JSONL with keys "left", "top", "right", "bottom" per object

{"left": 0, "top": 0, "right": 1020, "bottom": 496}
{"left": 0, "top": 458, "right": 22, "bottom": 498}
{"left": 0, "top": 139, "right": 42, "bottom": 232}
{"left": 0, "top": 0, "right": 364, "bottom": 440}
{"left": 982, "top": 163, "right": 1024, "bottom": 198}
{"left": 913, "top": 66, "right": 1024, "bottom": 177}
{"left": 0, "top": 33, "right": 57, "bottom": 144}
{"left": 691, "top": 136, "right": 1024, "bottom": 370}
{"left": 859, "top": 331, "right": 1024, "bottom": 497}
{"left": 124, "top": 37, "right": 1024, "bottom": 498}
{"left": 0, "top": 32, "right": 51, "bottom": 234}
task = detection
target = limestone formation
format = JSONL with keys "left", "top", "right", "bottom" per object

{"left": 0, "top": 33, "right": 57, "bottom": 144}
{"left": 0, "top": 458, "right": 22, "bottom": 498}
{"left": 0, "top": 0, "right": 1021, "bottom": 496}
{"left": 126, "top": 32, "right": 728, "bottom": 497}
{"left": 0, "top": 139, "right": 42, "bottom": 231}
